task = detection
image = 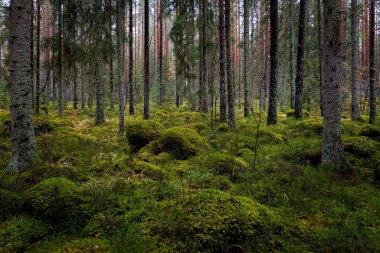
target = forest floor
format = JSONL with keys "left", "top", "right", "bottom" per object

{"left": 1, "top": 103, "right": 380, "bottom": 252}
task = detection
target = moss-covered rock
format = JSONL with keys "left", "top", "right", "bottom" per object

{"left": 359, "top": 125, "right": 380, "bottom": 141}
{"left": 343, "top": 136, "right": 380, "bottom": 157}
{"left": 0, "top": 215, "right": 48, "bottom": 252}
{"left": 216, "top": 123, "right": 229, "bottom": 132}
{"left": 183, "top": 122, "right": 208, "bottom": 133}
{"left": 125, "top": 120, "right": 165, "bottom": 151}
{"left": 24, "top": 177, "right": 85, "bottom": 228}
{"left": 204, "top": 152, "right": 248, "bottom": 179}
{"left": 286, "top": 109, "right": 310, "bottom": 118}
{"left": 124, "top": 189, "right": 282, "bottom": 252}
{"left": 148, "top": 127, "right": 210, "bottom": 160}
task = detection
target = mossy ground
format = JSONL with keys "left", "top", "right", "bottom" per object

{"left": 0, "top": 104, "right": 379, "bottom": 252}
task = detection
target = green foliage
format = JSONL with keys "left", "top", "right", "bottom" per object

{"left": 125, "top": 120, "right": 165, "bottom": 151}
{"left": 343, "top": 136, "right": 380, "bottom": 158}
{"left": 216, "top": 123, "right": 229, "bottom": 132}
{"left": 0, "top": 215, "right": 48, "bottom": 252}
{"left": 204, "top": 152, "right": 248, "bottom": 179}
{"left": 129, "top": 161, "right": 166, "bottom": 180}
{"left": 283, "top": 138, "right": 322, "bottom": 166}
{"left": 293, "top": 119, "right": 323, "bottom": 136}
{"left": 147, "top": 127, "right": 210, "bottom": 160}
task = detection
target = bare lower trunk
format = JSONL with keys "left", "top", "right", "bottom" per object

{"left": 288, "top": 0, "right": 295, "bottom": 109}
{"left": 267, "top": 0, "right": 278, "bottom": 125}
{"left": 57, "top": 0, "right": 63, "bottom": 116}
{"left": 116, "top": 0, "right": 125, "bottom": 131}
{"left": 73, "top": 64, "right": 78, "bottom": 109}
{"left": 95, "top": 58, "right": 105, "bottom": 124}
{"left": 9, "top": 0, "right": 36, "bottom": 172}
{"left": 322, "top": 0, "right": 347, "bottom": 166}
{"left": 143, "top": 0, "right": 150, "bottom": 119}
{"left": 369, "top": 0, "right": 376, "bottom": 124}
{"left": 225, "top": 0, "right": 235, "bottom": 129}
{"left": 129, "top": 0, "right": 134, "bottom": 115}
{"left": 243, "top": 0, "right": 250, "bottom": 118}
{"left": 350, "top": 0, "right": 360, "bottom": 120}
{"left": 219, "top": 0, "right": 227, "bottom": 122}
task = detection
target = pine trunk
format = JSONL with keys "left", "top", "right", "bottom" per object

{"left": 225, "top": 0, "right": 235, "bottom": 129}
{"left": 143, "top": 0, "right": 150, "bottom": 119}
{"left": 243, "top": 0, "right": 249, "bottom": 118}
{"left": 9, "top": 0, "right": 36, "bottom": 172}
{"left": 350, "top": 0, "right": 360, "bottom": 120}
{"left": 116, "top": 0, "right": 125, "bottom": 131}
{"left": 219, "top": 0, "right": 227, "bottom": 122}
{"left": 129, "top": 0, "right": 135, "bottom": 115}
{"left": 369, "top": 0, "right": 376, "bottom": 124}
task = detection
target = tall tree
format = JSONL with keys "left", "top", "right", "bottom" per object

{"left": 317, "top": 0, "right": 324, "bottom": 116}
{"left": 95, "top": 0, "right": 105, "bottom": 124}
{"left": 288, "top": 0, "right": 295, "bottom": 108}
{"left": 143, "top": 0, "right": 150, "bottom": 119}
{"left": 158, "top": 0, "right": 164, "bottom": 105}
{"left": 294, "top": 0, "right": 307, "bottom": 119}
{"left": 129, "top": 0, "right": 135, "bottom": 115}
{"left": 57, "top": 0, "right": 63, "bottom": 116}
{"left": 243, "top": 0, "right": 250, "bottom": 118}
{"left": 267, "top": 0, "right": 278, "bottom": 125}
{"left": 9, "top": 0, "right": 36, "bottom": 172}
{"left": 219, "top": 0, "right": 227, "bottom": 122}
{"left": 116, "top": 0, "right": 125, "bottom": 131}
{"left": 200, "top": 0, "right": 209, "bottom": 113}
{"left": 369, "top": 0, "right": 376, "bottom": 124}
{"left": 321, "top": 0, "right": 346, "bottom": 166}
{"left": 108, "top": 0, "right": 114, "bottom": 110}
{"left": 30, "top": 0, "right": 34, "bottom": 109}
{"left": 226, "top": 0, "right": 235, "bottom": 129}
{"left": 35, "top": 0, "right": 41, "bottom": 114}
{"left": 350, "top": 0, "right": 360, "bottom": 120}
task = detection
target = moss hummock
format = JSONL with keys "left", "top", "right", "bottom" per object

{"left": 125, "top": 120, "right": 165, "bottom": 151}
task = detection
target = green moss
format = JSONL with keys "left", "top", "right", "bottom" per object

{"left": 294, "top": 119, "right": 323, "bottom": 136}
{"left": 359, "top": 125, "right": 380, "bottom": 141}
{"left": 0, "top": 215, "right": 48, "bottom": 252}
{"left": 284, "top": 139, "right": 322, "bottom": 166}
{"left": 204, "top": 152, "right": 248, "bottom": 179}
{"left": 183, "top": 122, "right": 208, "bottom": 133}
{"left": 24, "top": 177, "right": 86, "bottom": 229}
{"left": 237, "top": 148, "right": 254, "bottom": 157}
{"left": 123, "top": 189, "right": 282, "bottom": 252}
{"left": 259, "top": 128, "right": 286, "bottom": 143}
{"left": 353, "top": 115, "right": 369, "bottom": 123}
{"left": 125, "top": 120, "right": 165, "bottom": 151}
{"left": 0, "top": 189, "right": 21, "bottom": 219}
{"left": 50, "top": 238, "right": 111, "bottom": 253}
{"left": 148, "top": 127, "right": 210, "bottom": 160}
{"left": 216, "top": 123, "right": 229, "bottom": 132}
{"left": 129, "top": 161, "right": 166, "bottom": 180}
{"left": 343, "top": 136, "right": 380, "bottom": 157}
{"left": 286, "top": 109, "right": 310, "bottom": 118}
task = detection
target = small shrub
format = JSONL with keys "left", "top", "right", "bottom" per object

{"left": 359, "top": 125, "right": 380, "bottom": 141}
{"left": 125, "top": 120, "right": 165, "bottom": 151}
{"left": 0, "top": 215, "right": 48, "bottom": 252}
{"left": 204, "top": 152, "right": 248, "bottom": 179}
{"left": 149, "top": 127, "right": 210, "bottom": 160}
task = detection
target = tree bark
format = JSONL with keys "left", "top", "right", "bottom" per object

{"left": 288, "top": 0, "right": 295, "bottom": 109}
{"left": 116, "top": 0, "right": 125, "bottom": 131}
{"left": 143, "top": 0, "right": 150, "bottom": 119}
{"left": 57, "top": 0, "right": 63, "bottom": 116}
{"left": 243, "top": 0, "right": 250, "bottom": 118}
{"left": 108, "top": 0, "right": 115, "bottom": 110}
{"left": 267, "top": 0, "right": 278, "bottom": 125}
{"left": 159, "top": 0, "right": 164, "bottom": 105}
{"left": 322, "top": 0, "right": 347, "bottom": 166}
{"left": 225, "top": 0, "right": 235, "bottom": 129}
{"left": 129, "top": 0, "right": 135, "bottom": 115}
{"left": 219, "top": 0, "right": 227, "bottom": 122}
{"left": 9, "top": 0, "right": 36, "bottom": 172}
{"left": 294, "top": 0, "right": 307, "bottom": 119}
{"left": 369, "top": 0, "right": 376, "bottom": 124}
{"left": 95, "top": 0, "right": 105, "bottom": 124}
{"left": 201, "top": 0, "right": 209, "bottom": 113}
{"left": 350, "top": 0, "right": 360, "bottom": 120}
{"left": 35, "top": 0, "right": 41, "bottom": 114}
{"left": 73, "top": 64, "right": 78, "bottom": 109}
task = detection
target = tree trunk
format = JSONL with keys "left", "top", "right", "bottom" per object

{"left": 95, "top": 0, "right": 105, "bottom": 124}
{"left": 9, "top": 0, "right": 36, "bottom": 172}
{"left": 81, "top": 64, "right": 85, "bottom": 109}
{"left": 109, "top": 0, "right": 115, "bottom": 110}
{"left": 35, "top": 0, "right": 41, "bottom": 114}
{"left": 44, "top": 0, "right": 51, "bottom": 102}
{"left": 116, "top": 0, "right": 125, "bottom": 131}
{"left": 159, "top": 0, "right": 164, "bottom": 105}
{"left": 267, "top": 0, "right": 278, "bottom": 125}
{"left": 322, "top": 0, "right": 347, "bottom": 166}
{"left": 219, "top": 0, "right": 227, "bottom": 122}
{"left": 288, "top": 0, "right": 295, "bottom": 109}
{"left": 143, "top": 0, "right": 150, "bottom": 119}
{"left": 369, "top": 0, "right": 376, "bottom": 124}
{"left": 30, "top": 0, "right": 34, "bottom": 109}
{"left": 129, "top": 0, "right": 134, "bottom": 115}
{"left": 201, "top": 0, "right": 209, "bottom": 113}
{"left": 73, "top": 64, "right": 78, "bottom": 109}
{"left": 225, "top": 0, "right": 235, "bottom": 129}
{"left": 243, "top": 0, "right": 249, "bottom": 118}
{"left": 350, "top": 0, "right": 360, "bottom": 120}
{"left": 57, "top": 0, "right": 63, "bottom": 116}
{"left": 317, "top": 0, "right": 324, "bottom": 116}
{"left": 294, "top": 0, "right": 306, "bottom": 119}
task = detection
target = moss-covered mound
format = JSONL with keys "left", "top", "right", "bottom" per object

{"left": 125, "top": 120, "right": 165, "bottom": 151}
{"left": 286, "top": 109, "right": 310, "bottom": 118}
{"left": 124, "top": 189, "right": 282, "bottom": 252}
{"left": 204, "top": 152, "right": 248, "bottom": 179}
{"left": 129, "top": 160, "right": 166, "bottom": 180}
{"left": 293, "top": 119, "right": 323, "bottom": 136}
{"left": 148, "top": 127, "right": 210, "bottom": 160}
{"left": 24, "top": 177, "right": 85, "bottom": 228}
{"left": 0, "top": 215, "right": 48, "bottom": 252}
{"left": 359, "top": 125, "right": 380, "bottom": 141}
{"left": 343, "top": 136, "right": 380, "bottom": 157}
